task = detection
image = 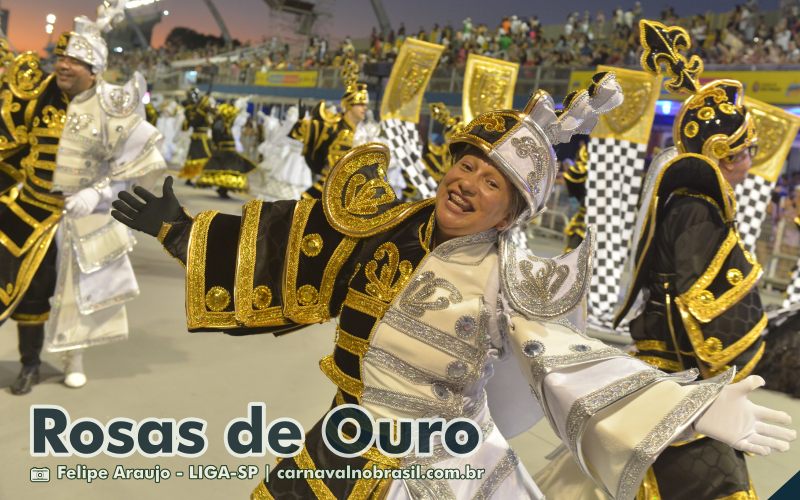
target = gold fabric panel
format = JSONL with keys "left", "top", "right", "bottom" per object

{"left": 380, "top": 38, "right": 444, "bottom": 123}
{"left": 283, "top": 199, "right": 358, "bottom": 324}
{"left": 186, "top": 211, "right": 237, "bottom": 329}
{"left": 0, "top": 223, "right": 57, "bottom": 321}
{"left": 320, "top": 354, "right": 364, "bottom": 397}
{"left": 744, "top": 96, "right": 800, "bottom": 183}
{"left": 322, "top": 143, "right": 435, "bottom": 238}
{"left": 462, "top": 54, "right": 519, "bottom": 123}
{"left": 675, "top": 308, "right": 767, "bottom": 369}
{"left": 234, "top": 200, "right": 290, "bottom": 327}
{"left": 590, "top": 66, "right": 660, "bottom": 144}
{"left": 676, "top": 230, "right": 761, "bottom": 323}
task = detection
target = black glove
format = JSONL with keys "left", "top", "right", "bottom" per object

{"left": 111, "top": 176, "right": 184, "bottom": 237}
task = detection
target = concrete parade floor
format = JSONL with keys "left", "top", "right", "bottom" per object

{"left": 1, "top": 178, "right": 798, "bottom": 500}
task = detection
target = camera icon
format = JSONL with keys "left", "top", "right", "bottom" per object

{"left": 30, "top": 467, "right": 50, "bottom": 482}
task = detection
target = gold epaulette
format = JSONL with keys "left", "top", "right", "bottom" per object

{"left": 6, "top": 52, "right": 52, "bottom": 101}
{"left": 322, "top": 143, "right": 434, "bottom": 238}
{"left": 313, "top": 100, "right": 341, "bottom": 126}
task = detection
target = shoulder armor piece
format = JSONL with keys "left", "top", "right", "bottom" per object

{"left": 313, "top": 100, "right": 341, "bottom": 125}
{"left": 614, "top": 152, "right": 736, "bottom": 326}
{"left": 7, "top": 52, "right": 52, "bottom": 100}
{"left": 501, "top": 227, "right": 594, "bottom": 320}
{"left": 322, "top": 142, "right": 434, "bottom": 238}
{"left": 97, "top": 73, "right": 144, "bottom": 118}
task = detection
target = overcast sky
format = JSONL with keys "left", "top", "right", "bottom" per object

{"left": 3, "top": 0, "right": 779, "bottom": 53}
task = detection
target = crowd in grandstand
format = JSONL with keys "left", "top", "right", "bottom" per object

{"left": 101, "top": 0, "right": 800, "bottom": 80}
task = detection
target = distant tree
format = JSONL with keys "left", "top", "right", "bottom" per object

{"left": 164, "top": 27, "right": 240, "bottom": 50}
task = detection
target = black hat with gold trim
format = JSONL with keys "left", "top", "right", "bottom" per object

{"left": 340, "top": 59, "right": 368, "bottom": 110}
{"left": 447, "top": 72, "right": 622, "bottom": 222}
{"left": 640, "top": 20, "right": 756, "bottom": 162}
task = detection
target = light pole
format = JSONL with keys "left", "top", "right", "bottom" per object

{"left": 45, "top": 13, "right": 56, "bottom": 47}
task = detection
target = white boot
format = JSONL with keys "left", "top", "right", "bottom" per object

{"left": 63, "top": 349, "right": 87, "bottom": 388}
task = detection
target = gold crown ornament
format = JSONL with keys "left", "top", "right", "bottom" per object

{"left": 341, "top": 58, "right": 368, "bottom": 110}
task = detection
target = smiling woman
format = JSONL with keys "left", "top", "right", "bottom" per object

{"left": 111, "top": 70, "right": 795, "bottom": 500}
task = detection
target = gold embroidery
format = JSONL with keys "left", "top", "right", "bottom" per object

{"left": 301, "top": 233, "right": 323, "bottom": 257}
{"left": 205, "top": 286, "right": 230, "bottom": 311}
{"left": 284, "top": 199, "right": 358, "bottom": 324}
{"left": 676, "top": 308, "right": 767, "bottom": 368}
{"left": 250, "top": 481, "right": 275, "bottom": 500}
{"left": 293, "top": 446, "right": 337, "bottom": 500}
{"left": 684, "top": 121, "right": 699, "bottom": 138}
{"left": 322, "top": 143, "right": 436, "bottom": 238}
{"left": 156, "top": 223, "right": 172, "bottom": 243}
{"left": 678, "top": 230, "right": 761, "bottom": 323}
{"left": 719, "top": 103, "right": 736, "bottom": 115}
{"left": 364, "top": 242, "right": 413, "bottom": 302}
{"left": 233, "top": 200, "right": 288, "bottom": 327}
{"left": 636, "top": 355, "right": 682, "bottom": 372}
{"left": 466, "top": 113, "right": 506, "bottom": 133}
{"left": 697, "top": 107, "right": 715, "bottom": 121}
{"left": 7, "top": 54, "right": 51, "bottom": 100}
{"left": 336, "top": 327, "right": 370, "bottom": 356}
{"left": 635, "top": 340, "right": 669, "bottom": 352}
{"left": 0, "top": 224, "right": 58, "bottom": 318}
{"left": 319, "top": 354, "right": 363, "bottom": 396}
{"left": 703, "top": 337, "right": 723, "bottom": 354}
{"left": 186, "top": 211, "right": 237, "bottom": 329}
{"left": 726, "top": 268, "right": 743, "bottom": 286}
{"left": 343, "top": 288, "right": 389, "bottom": 318}
{"left": 635, "top": 467, "right": 662, "bottom": 500}
{"left": 252, "top": 286, "right": 273, "bottom": 310}
{"left": 733, "top": 341, "right": 765, "bottom": 382}
{"left": 11, "top": 311, "right": 50, "bottom": 324}
{"left": 297, "top": 284, "right": 319, "bottom": 306}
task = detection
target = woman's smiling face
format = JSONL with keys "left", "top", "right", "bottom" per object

{"left": 434, "top": 152, "right": 514, "bottom": 243}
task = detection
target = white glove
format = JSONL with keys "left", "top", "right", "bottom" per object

{"left": 694, "top": 375, "right": 796, "bottom": 456}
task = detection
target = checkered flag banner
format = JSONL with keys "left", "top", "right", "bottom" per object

{"left": 586, "top": 137, "right": 647, "bottom": 330}
{"left": 380, "top": 118, "right": 438, "bottom": 199}
{"left": 734, "top": 173, "right": 773, "bottom": 253}
{"left": 784, "top": 262, "right": 800, "bottom": 308}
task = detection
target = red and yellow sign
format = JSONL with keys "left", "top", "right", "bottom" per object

{"left": 569, "top": 70, "right": 800, "bottom": 106}
{"left": 254, "top": 70, "right": 318, "bottom": 88}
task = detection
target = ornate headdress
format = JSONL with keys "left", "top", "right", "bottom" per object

{"left": 447, "top": 71, "right": 622, "bottom": 222}
{"left": 429, "top": 102, "right": 466, "bottom": 141}
{"left": 54, "top": 0, "right": 127, "bottom": 73}
{"left": 340, "top": 59, "right": 368, "bottom": 110}
{"left": 639, "top": 20, "right": 756, "bottom": 161}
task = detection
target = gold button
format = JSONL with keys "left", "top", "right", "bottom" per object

{"left": 698, "top": 290, "right": 715, "bottom": 304}
{"left": 297, "top": 285, "right": 319, "bottom": 306}
{"left": 301, "top": 234, "right": 323, "bottom": 257}
{"left": 703, "top": 337, "right": 723, "bottom": 354}
{"left": 726, "top": 268, "right": 744, "bottom": 286}
{"left": 205, "top": 286, "right": 231, "bottom": 312}
{"left": 252, "top": 285, "right": 272, "bottom": 310}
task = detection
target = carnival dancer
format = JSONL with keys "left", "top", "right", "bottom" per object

{"left": 155, "top": 97, "right": 186, "bottom": 164}
{"left": 195, "top": 101, "right": 257, "bottom": 199}
{"left": 1, "top": 0, "right": 165, "bottom": 394}
{"left": 114, "top": 69, "right": 793, "bottom": 499}
{"left": 611, "top": 20, "right": 769, "bottom": 499}
{"left": 288, "top": 58, "right": 368, "bottom": 199}
{"left": 178, "top": 88, "right": 214, "bottom": 185}
{"left": 251, "top": 106, "right": 313, "bottom": 201}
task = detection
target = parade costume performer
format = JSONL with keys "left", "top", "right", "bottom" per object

{"left": 178, "top": 88, "right": 214, "bottom": 183}
{"left": 422, "top": 103, "right": 464, "bottom": 184}
{"left": 288, "top": 59, "right": 368, "bottom": 199}
{"left": 155, "top": 98, "right": 186, "bottom": 164}
{"left": 113, "top": 72, "right": 794, "bottom": 499}
{"left": 251, "top": 106, "right": 313, "bottom": 201}
{"left": 0, "top": 0, "right": 165, "bottom": 394}
{"left": 563, "top": 142, "right": 589, "bottom": 252}
{"left": 196, "top": 102, "right": 257, "bottom": 199}
{"left": 612, "top": 20, "right": 769, "bottom": 499}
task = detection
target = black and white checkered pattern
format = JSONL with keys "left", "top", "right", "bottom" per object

{"left": 381, "top": 118, "right": 438, "bottom": 199}
{"left": 586, "top": 137, "right": 647, "bottom": 331}
{"left": 784, "top": 261, "right": 800, "bottom": 308}
{"left": 734, "top": 173, "right": 774, "bottom": 254}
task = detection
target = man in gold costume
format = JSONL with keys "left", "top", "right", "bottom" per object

{"left": 289, "top": 59, "right": 368, "bottom": 199}
{"left": 614, "top": 20, "right": 767, "bottom": 499}
{"left": 178, "top": 88, "right": 215, "bottom": 185}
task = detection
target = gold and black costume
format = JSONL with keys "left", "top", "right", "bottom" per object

{"left": 0, "top": 53, "right": 67, "bottom": 327}
{"left": 195, "top": 102, "right": 256, "bottom": 193}
{"left": 288, "top": 60, "right": 368, "bottom": 200}
{"left": 421, "top": 102, "right": 463, "bottom": 189}
{"left": 563, "top": 142, "right": 588, "bottom": 251}
{"left": 288, "top": 101, "right": 356, "bottom": 199}
{"left": 613, "top": 20, "right": 764, "bottom": 499}
{"left": 178, "top": 89, "right": 214, "bottom": 180}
